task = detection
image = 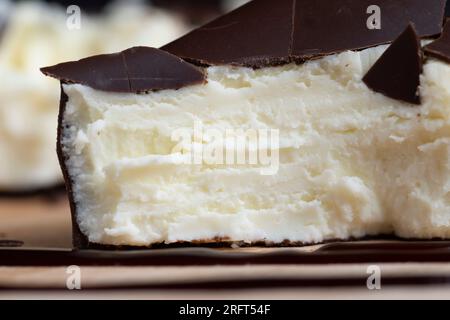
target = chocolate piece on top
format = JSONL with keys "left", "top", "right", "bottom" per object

{"left": 41, "top": 47, "right": 205, "bottom": 93}
{"left": 424, "top": 20, "right": 450, "bottom": 63}
{"left": 162, "top": 0, "right": 446, "bottom": 68}
{"left": 363, "top": 24, "right": 422, "bottom": 105}
{"left": 292, "top": 0, "right": 444, "bottom": 61}
{"left": 164, "top": 0, "right": 294, "bottom": 67}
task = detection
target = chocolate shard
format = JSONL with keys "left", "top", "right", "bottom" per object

{"left": 164, "top": 0, "right": 294, "bottom": 67}
{"left": 42, "top": 51, "right": 130, "bottom": 92}
{"left": 424, "top": 20, "right": 450, "bottom": 63}
{"left": 162, "top": 0, "right": 446, "bottom": 68}
{"left": 41, "top": 47, "right": 206, "bottom": 93}
{"left": 363, "top": 24, "right": 422, "bottom": 105}
{"left": 292, "top": 0, "right": 445, "bottom": 60}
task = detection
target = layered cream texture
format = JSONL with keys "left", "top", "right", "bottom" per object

{"left": 0, "top": 1, "right": 187, "bottom": 191}
{"left": 62, "top": 44, "right": 450, "bottom": 246}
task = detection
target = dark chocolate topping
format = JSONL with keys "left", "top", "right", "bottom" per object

{"left": 41, "top": 47, "right": 205, "bottom": 93}
{"left": 424, "top": 20, "right": 450, "bottom": 63}
{"left": 363, "top": 24, "right": 422, "bottom": 105}
{"left": 164, "top": 0, "right": 294, "bottom": 67}
{"left": 292, "top": 0, "right": 443, "bottom": 61}
{"left": 162, "top": 0, "right": 446, "bottom": 68}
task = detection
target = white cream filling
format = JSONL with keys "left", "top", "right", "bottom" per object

{"left": 62, "top": 44, "right": 450, "bottom": 246}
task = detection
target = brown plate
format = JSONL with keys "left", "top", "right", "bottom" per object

{"left": 2, "top": 195, "right": 450, "bottom": 292}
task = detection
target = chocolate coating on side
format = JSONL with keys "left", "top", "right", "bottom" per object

{"left": 56, "top": 88, "right": 86, "bottom": 249}
{"left": 162, "top": 0, "right": 446, "bottom": 68}
{"left": 363, "top": 24, "right": 422, "bottom": 105}
{"left": 424, "top": 20, "right": 450, "bottom": 63}
{"left": 41, "top": 47, "right": 205, "bottom": 93}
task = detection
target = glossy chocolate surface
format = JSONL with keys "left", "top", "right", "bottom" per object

{"left": 163, "top": 0, "right": 446, "bottom": 68}
{"left": 425, "top": 20, "right": 450, "bottom": 63}
{"left": 41, "top": 47, "right": 205, "bottom": 93}
{"left": 363, "top": 24, "right": 422, "bottom": 104}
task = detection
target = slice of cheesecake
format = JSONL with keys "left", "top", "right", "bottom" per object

{"left": 43, "top": 0, "right": 450, "bottom": 248}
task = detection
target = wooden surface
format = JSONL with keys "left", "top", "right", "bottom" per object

{"left": 4, "top": 286, "right": 450, "bottom": 300}
{"left": 1, "top": 195, "right": 450, "bottom": 299}
{"left": 0, "top": 195, "right": 72, "bottom": 249}
{"left": 2, "top": 263, "right": 450, "bottom": 288}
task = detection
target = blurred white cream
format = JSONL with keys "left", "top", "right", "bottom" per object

{"left": 0, "top": 0, "right": 188, "bottom": 191}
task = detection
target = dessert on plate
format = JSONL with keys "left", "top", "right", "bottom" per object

{"left": 43, "top": 0, "right": 450, "bottom": 248}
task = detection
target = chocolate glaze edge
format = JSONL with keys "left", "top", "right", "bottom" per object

{"left": 56, "top": 87, "right": 88, "bottom": 249}
{"left": 74, "top": 234, "right": 398, "bottom": 251}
